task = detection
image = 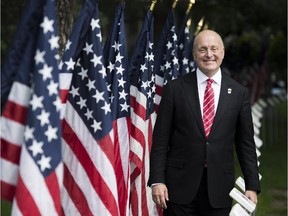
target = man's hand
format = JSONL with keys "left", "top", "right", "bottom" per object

{"left": 152, "top": 184, "right": 169, "bottom": 209}
{"left": 245, "top": 190, "right": 258, "bottom": 204}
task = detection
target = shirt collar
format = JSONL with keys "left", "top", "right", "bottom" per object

{"left": 196, "top": 68, "right": 222, "bottom": 86}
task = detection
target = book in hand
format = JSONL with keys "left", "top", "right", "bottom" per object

{"left": 229, "top": 203, "right": 250, "bottom": 216}
{"left": 229, "top": 188, "right": 256, "bottom": 213}
{"left": 235, "top": 177, "right": 245, "bottom": 192}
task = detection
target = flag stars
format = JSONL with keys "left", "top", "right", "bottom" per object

{"left": 115, "top": 65, "right": 125, "bottom": 75}
{"left": 119, "top": 90, "right": 128, "bottom": 100}
{"left": 65, "top": 58, "right": 76, "bottom": 70}
{"left": 39, "top": 64, "right": 53, "bottom": 81}
{"left": 37, "top": 110, "right": 50, "bottom": 126}
{"left": 47, "top": 80, "right": 58, "bottom": 96}
{"left": 90, "top": 54, "right": 102, "bottom": 67}
{"left": 45, "top": 125, "right": 58, "bottom": 142}
{"left": 65, "top": 40, "right": 72, "bottom": 51}
{"left": 112, "top": 41, "right": 122, "bottom": 51}
{"left": 76, "top": 97, "right": 87, "bottom": 109}
{"left": 93, "top": 90, "right": 105, "bottom": 103}
{"left": 101, "top": 101, "right": 111, "bottom": 114}
{"left": 40, "top": 16, "right": 54, "bottom": 34}
{"left": 29, "top": 140, "right": 44, "bottom": 157}
{"left": 30, "top": 94, "right": 44, "bottom": 111}
{"left": 166, "top": 41, "right": 173, "bottom": 49}
{"left": 37, "top": 155, "right": 52, "bottom": 172}
{"left": 84, "top": 109, "right": 93, "bottom": 121}
{"left": 34, "top": 50, "right": 46, "bottom": 65}
{"left": 90, "top": 18, "right": 100, "bottom": 30}
{"left": 53, "top": 96, "right": 62, "bottom": 113}
{"left": 115, "top": 53, "right": 124, "bottom": 63}
{"left": 140, "top": 63, "right": 147, "bottom": 72}
{"left": 118, "top": 77, "right": 126, "bottom": 88}
{"left": 48, "top": 35, "right": 59, "bottom": 50}
{"left": 120, "top": 101, "right": 129, "bottom": 112}
{"left": 91, "top": 120, "right": 102, "bottom": 133}
{"left": 107, "top": 62, "right": 115, "bottom": 72}
{"left": 99, "top": 65, "right": 107, "bottom": 79}
{"left": 24, "top": 126, "right": 35, "bottom": 141}
{"left": 78, "top": 67, "right": 88, "bottom": 80}
{"left": 83, "top": 42, "right": 93, "bottom": 55}
{"left": 70, "top": 85, "right": 80, "bottom": 98}
{"left": 86, "top": 78, "right": 96, "bottom": 91}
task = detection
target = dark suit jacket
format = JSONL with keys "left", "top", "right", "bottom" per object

{"left": 148, "top": 71, "right": 260, "bottom": 208}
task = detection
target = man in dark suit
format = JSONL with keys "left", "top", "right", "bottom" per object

{"left": 148, "top": 30, "right": 260, "bottom": 215}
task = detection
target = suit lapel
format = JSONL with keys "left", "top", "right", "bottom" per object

{"left": 208, "top": 74, "right": 233, "bottom": 139}
{"left": 182, "top": 72, "right": 206, "bottom": 138}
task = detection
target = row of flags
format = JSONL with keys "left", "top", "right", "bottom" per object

{"left": 1, "top": 0, "right": 198, "bottom": 215}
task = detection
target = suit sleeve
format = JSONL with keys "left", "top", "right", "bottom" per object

{"left": 235, "top": 88, "right": 261, "bottom": 194}
{"left": 148, "top": 82, "right": 174, "bottom": 186}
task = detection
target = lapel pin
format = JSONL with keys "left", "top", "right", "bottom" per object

{"left": 227, "top": 88, "right": 232, "bottom": 94}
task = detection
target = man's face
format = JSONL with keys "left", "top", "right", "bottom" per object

{"left": 193, "top": 31, "right": 225, "bottom": 76}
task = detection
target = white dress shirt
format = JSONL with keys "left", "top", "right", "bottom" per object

{"left": 196, "top": 68, "right": 222, "bottom": 116}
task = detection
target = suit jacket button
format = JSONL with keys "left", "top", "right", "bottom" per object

{"left": 206, "top": 142, "right": 209, "bottom": 145}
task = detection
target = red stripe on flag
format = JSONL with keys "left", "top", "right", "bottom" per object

{"left": 15, "top": 176, "right": 41, "bottom": 216}
{"left": 62, "top": 120, "right": 119, "bottom": 216}
{"left": 2, "top": 100, "right": 28, "bottom": 125}
{"left": 60, "top": 89, "right": 69, "bottom": 104}
{"left": 1, "top": 180, "right": 16, "bottom": 201}
{"left": 130, "top": 96, "right": 147, "bottom": 121}
{"left": 1, "top": 138, "right": 21, "bottom": 164}
{"left": 155, "top": 85, "right": 163, "bottom": 97}
{"left": 130, "top": 183, "right": 139, "bottom": 216}
{"left": 63, "top": 164, "right": 93, "bottom": 216}
{"left": 112, "top": 120, "right": 128, "bottom": 216}
{"left": 45, "top": 171, "right": 62, "bottom": 216}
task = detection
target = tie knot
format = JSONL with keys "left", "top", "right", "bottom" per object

{"left": 207, "top": 79, "right": 213, "bottom": 85}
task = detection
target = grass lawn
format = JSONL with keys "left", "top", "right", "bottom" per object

{"left": 1, "top": 99, "right": 287, "bottom": 215}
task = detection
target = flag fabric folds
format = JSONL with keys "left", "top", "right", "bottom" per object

{"left": 177, "top": 15, "right": 194, "bottom": 75}
{"left": 129, "top": 10, "right": 160, "bottom": 216}
{"left": 154, "top": 9, "right": 179, "bottom": 111}
{"left": 59, "top": 0, "right": 120, "bottom": 215}
{"left": 103, "top": 3, "right": 131, "bottom": 216}
{"left": 1, "top": 0, "right": 63, "bottom": 215}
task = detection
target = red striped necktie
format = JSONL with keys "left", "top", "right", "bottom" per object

{"left": 203, "top": 79, "right": 215, "bottom": 138}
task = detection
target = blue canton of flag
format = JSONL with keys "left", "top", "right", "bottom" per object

{"left": 103, "top": 3, "right": 130, "bottom": 216}
{"left": 59, "top": 0, "right": 120, "bottom": 215}
{"left": 154, "top": 9, "right": 179, "bottom": 86}
{"left": 104, "top": 3, "right": 130, "bottom": 121}
{"left": 178, "top": 15, "right": 194, "bottom": 75}
{"left": 26, "top": 1, "right": 62, "bottom": 178}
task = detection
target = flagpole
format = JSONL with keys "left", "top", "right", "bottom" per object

{"left": 185, "top": 0, "right": 195, "bottom": 15}
{"left": 194, "top": 16, "right": 205, "bottom": 35}
{"left": 149, "top": 0, "right": 157, "bottom": 11}
{"left": 172, "top": 0, "right": 178, "bottom": 9}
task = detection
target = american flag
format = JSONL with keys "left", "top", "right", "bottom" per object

{"left": 59, "top": 0, "right": 120, "bottom": 215}
{"left": 129, "top": 10, "right": 159, "bottom": 216}
{"left": 154, "top": 9, "right": 179, "bottom": 111}
{"left": 178, "top": 15, "right": 194, "bottom": 75}
{"left": 103, "top": 3, "right": 130, "bottom": 216}
{"left": 1, "top": 0, "right": 63, "bottom": 215}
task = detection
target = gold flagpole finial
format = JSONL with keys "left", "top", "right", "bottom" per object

{"left": 185, "top": 0, "right": 195, "bottom": 15}
{"left": 195, "top": 16, "right": 205, "bottom": 35}
{"left": 186, "top": 17, "right": 192, "bottom": 28}
{"left": 172, "top": 0, "right": 178, "bottom": 9}
{"left": 149, "top": 0, "right": 157, "bottom": 11}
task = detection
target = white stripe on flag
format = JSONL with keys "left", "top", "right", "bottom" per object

{"left": 18, "top": 146, "right": 58, "bottom": 216}
{"left": 0, "top": 158, "right": 18, "bottom": 185}
{"left": 1, "top": 116, "right": 25, "bottom": 146}
{"left": 62, "top": 139, "right": 110, "bottom": 215}
{"left": 8, "top": 82, "right": 31, "bottom": 107}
